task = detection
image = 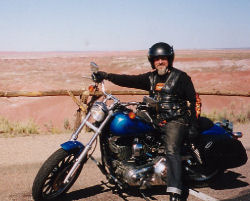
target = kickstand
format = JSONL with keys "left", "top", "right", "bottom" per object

{"left": 113, "top": 187, "right": 129, "bottom": 201}
{"left": 102, "top": 181, "right": 129, "bottom": 201}
{"left": 139, "top": 189, "right": 150, "bottom": 201}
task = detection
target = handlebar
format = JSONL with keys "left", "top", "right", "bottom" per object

{"left": 120, "top": 102, "right": 140, "bottom": 106}
{"left": 90, "top": 62, "right": 156, "bottom": 108}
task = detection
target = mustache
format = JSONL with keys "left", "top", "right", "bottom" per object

{"left": 156, "top": 64, "right": 167, "bottom": 67}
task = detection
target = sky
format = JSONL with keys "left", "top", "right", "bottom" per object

{"left": 0, "top": 0, "right": 250, "bottom": 51}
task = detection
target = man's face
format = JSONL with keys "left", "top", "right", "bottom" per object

{"left": 153, "top": 56, "right": 169, "bottom": 76}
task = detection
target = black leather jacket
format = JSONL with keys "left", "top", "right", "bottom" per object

{"left": 106, "top": 67, "right": 197, "bottom": 123}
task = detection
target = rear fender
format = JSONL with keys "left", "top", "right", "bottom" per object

{"left": 61, "top": 141, "right": 84, "bottom": 153}
{"left": 201, "top": 124, "right": 231, "bottom": 138}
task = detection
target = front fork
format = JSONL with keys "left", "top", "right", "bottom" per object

{"left": 63, "top": 110, "right": 113, "bottom": 184}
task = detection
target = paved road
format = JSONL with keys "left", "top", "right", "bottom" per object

{"left": 0, "top": 133, "right": 249, "bottom": 201}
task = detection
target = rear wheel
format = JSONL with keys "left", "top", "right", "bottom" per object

{"left": 185, "top": 164, "right": 223, "bottom": 187}
{"left": 32, "top": 148, "right": 86, "bottom": 201}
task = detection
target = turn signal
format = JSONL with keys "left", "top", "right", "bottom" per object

{"left": 128, "top": 112, "right": 136, "bottom": 119}
{"left": 88, "top": 85, "right": 95, "bottom": 92}
{"left": 232, "top": 132, "right": 243, "bottom": 139}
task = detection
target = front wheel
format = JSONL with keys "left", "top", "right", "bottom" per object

{"left": 32, "top": 148, "right": 86, "bottom": 201}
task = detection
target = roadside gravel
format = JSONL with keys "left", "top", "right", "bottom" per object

{"left": 1, "top": 131, "right": 101, "bottom": 167}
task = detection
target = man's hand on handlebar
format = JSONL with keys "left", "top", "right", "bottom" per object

{"left": 92, "top": 71, "right": 108, "bottom": 83}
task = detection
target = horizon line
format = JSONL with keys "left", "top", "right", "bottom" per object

{"left": 1, "top": 47, "right": 250, "bottom": 53}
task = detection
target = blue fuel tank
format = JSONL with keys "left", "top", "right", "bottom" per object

{"left": 110, "top": 112, "right": 154, "bottom": 137}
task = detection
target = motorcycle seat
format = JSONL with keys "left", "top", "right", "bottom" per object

{"left": 197, "top": 117, "right": 214, "bottom": 133}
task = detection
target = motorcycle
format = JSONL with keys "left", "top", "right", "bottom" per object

{"left": 32, "top": 62, "right": 247, "bottom": 201}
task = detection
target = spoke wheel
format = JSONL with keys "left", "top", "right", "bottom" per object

{"left": 185, "top": 164, "right": 222, "bottom": 187}
{"left": 32, "top": 148, "right": 85, "bottom": 201}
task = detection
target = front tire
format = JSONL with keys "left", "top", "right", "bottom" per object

{"left": 32, "top": 148, "right": 85, "bottom": 201}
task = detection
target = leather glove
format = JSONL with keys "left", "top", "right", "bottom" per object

{"left": 92, "top": 71, "right": 108, "bottom": 83}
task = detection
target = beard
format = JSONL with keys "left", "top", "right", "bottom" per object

{"left": 157, "top": 66, "right": 167, "bottom": 76}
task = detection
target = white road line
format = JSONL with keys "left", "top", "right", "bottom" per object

{"left": 189, "top": 189, "right": 219, "bottom": 201}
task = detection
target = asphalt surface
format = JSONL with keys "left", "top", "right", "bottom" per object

{"left": 0, "top": 133, "right": 249, "bottom": 201}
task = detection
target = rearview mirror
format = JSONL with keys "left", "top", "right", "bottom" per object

{"left": 90, "top": 62, "right": 99, "bottom": 73}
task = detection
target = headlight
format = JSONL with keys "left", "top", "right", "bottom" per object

{"left": 90, "top": 102, "right": 107, "bottom": 122}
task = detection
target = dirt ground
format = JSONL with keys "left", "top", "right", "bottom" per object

{"left": 0, "top": 49, "right": 249, "bottom": 131}
{"left": 0, "top": 123, "right": 249, "bottom": 201}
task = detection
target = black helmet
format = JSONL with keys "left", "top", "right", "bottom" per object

{"left": 148, "top": 42, "right": 175, "bottom": 69}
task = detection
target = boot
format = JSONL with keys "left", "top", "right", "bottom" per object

{"left": 169, "top": 193, "right": 181, "bottom": 201}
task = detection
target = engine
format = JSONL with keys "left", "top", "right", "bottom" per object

{"left": 107, "top": 134, "right": 167, "bottom": 188}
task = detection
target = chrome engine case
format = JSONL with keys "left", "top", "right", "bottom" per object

{"left": 112, "top": 157, "right": 167, "bottom": 188}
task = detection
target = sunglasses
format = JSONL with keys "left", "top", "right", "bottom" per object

{"left": 153, "top": 56, "right": 168, "bottom": 61}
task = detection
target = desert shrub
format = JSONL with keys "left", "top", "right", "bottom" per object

{"left": 64, "top": 118, "right": 73, "bottom": 133}
{"left": 0, "top": 116, "right": 40, "bottom": 135}
{"left": 202, "top": 105, "right": 250, "bottom": 124}
{"left": 44, "top": 121, "right": 61, "bottom": 134}
{"left": 64, "top": 118, "right": 71, "bottom": 130}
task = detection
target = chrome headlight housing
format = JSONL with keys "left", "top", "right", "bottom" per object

{"left": 90, "top": 102, "right": 108, "bottom": 122}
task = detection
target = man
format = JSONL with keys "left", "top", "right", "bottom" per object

{"left": 93, "top": 42, "right": 198, "bottom": 201}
